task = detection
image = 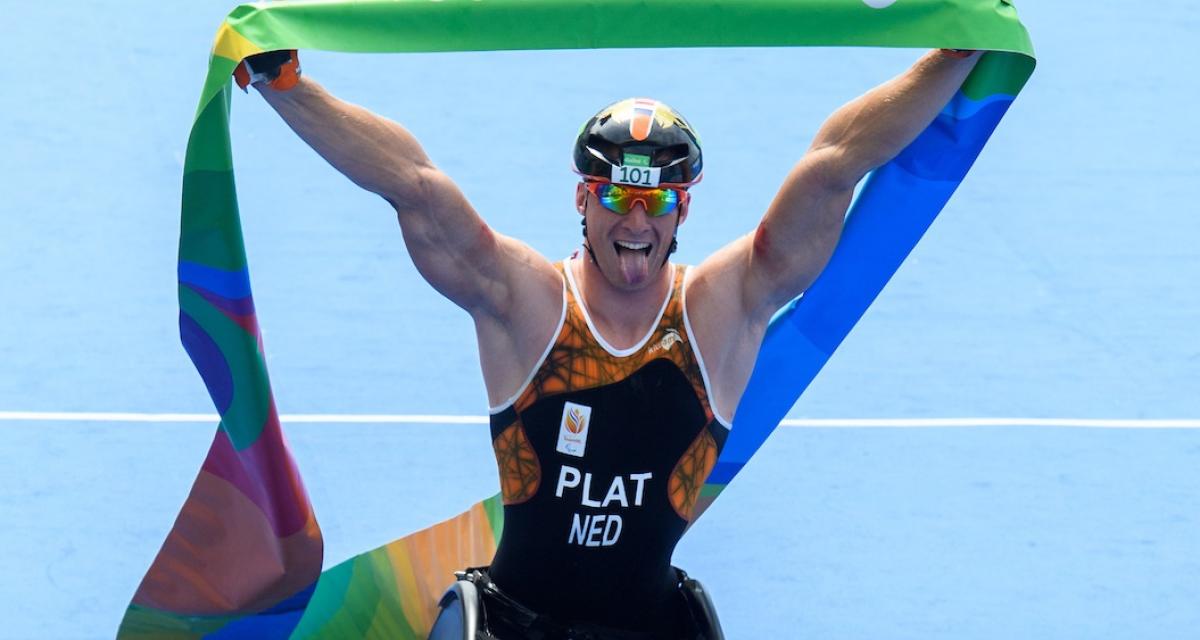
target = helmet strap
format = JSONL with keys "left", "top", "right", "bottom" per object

{"left": 661, "top": 217, "right": 680, "bottom": 267}
{"left": 580, "top": 217, "right": 599, "bottom": 264}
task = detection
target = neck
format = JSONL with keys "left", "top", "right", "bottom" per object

{"left": 572, "top": 251, "right": 673, "bottom": 348}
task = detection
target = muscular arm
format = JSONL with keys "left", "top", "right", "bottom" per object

{"left": 687, "top": 50, "right": 980, "bottom": 419}
{"left": 698, "top": 49, "right": 981, "bottom": 318}
{"left": 256, "top": 77, "right": 556, "bottom": 318}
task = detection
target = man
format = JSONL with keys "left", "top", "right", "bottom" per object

{"left": 237, "top": 47, "right": 979, "bottom": 639}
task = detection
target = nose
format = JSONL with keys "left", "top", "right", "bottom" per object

{"left": 621, "top": 202, "right": 654, "bottom": 229}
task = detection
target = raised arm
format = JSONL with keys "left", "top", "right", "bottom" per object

{"left": 686, "top": 50, "right": 980, "bottom": 420}
{"left": 242, "top": 54, "right": 562, "bottom": 407}
{"left": 250, "top": 62, "right": 556, "bottom": 320}
{"left": 697, "top": 49, "right": 981, "bottom": 319}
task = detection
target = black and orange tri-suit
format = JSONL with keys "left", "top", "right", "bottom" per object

{"left": 487, "top": 260, "right": 731, "bottom": 633}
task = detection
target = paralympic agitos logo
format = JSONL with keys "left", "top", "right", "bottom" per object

{"left": 565, "top": 407, "right": 586, "bottom": 434}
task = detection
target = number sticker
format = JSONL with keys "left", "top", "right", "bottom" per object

{"left": 611, "top": 164, "right": 661, "bottom": 187}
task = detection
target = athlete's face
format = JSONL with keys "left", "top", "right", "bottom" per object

{"left": 576, "top": 182, "right": 688, "bottom": 290}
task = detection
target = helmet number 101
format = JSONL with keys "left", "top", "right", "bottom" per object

{"left": 612, "top": 165, "right": 661, "bottom": 187}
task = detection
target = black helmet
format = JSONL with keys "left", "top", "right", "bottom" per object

{"left": 573, "top": 98, "right": 703, "bottom": 188}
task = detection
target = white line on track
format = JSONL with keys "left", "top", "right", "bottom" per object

{"left": 1, "top": 412, "right": 1198, "bottom": 428}
{"left": 0, "top": 412, "right": 487, "bottom": 424}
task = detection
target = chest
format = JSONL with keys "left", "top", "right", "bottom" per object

{"left": 520, "top": 359, "right": 706, "bottom": 475}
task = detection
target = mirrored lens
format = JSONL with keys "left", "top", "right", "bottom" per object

{"left": 595, "top": 183, "right": 680, "bottom": 217}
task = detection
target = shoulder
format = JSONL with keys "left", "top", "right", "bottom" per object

{"left": 474, "top": 236, "right": 562, "bottom": 319}
{"left": 684, "top": 234, "right": 764, "bottom": 317}
{"left": 474, "top": 252, "right": 566, "bottom": 408}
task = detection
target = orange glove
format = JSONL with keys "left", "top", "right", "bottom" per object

{"left": 233, "top": 50, "right": 301, "bottom": 92}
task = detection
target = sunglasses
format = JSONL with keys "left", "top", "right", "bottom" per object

{"left": 584, "top": 181, "right": 688, "bottom": 217}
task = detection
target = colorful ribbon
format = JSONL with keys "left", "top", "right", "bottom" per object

{"left": 119, "top": 1, "right": 1034, "bottom": 637}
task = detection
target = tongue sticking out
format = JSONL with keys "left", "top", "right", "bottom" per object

{"left": 616, "top": 245, "right": 651, "bottom": 285}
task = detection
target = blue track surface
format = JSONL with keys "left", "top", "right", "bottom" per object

{"left": 1, "top": 2, "right": 1197, "bottom": 638}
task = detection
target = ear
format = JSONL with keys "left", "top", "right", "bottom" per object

{"left": 575, "top": 182, "right": 588, "bottom": 215}
{"left": 676, "top": 191, "right": 691, "bottom": 226}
